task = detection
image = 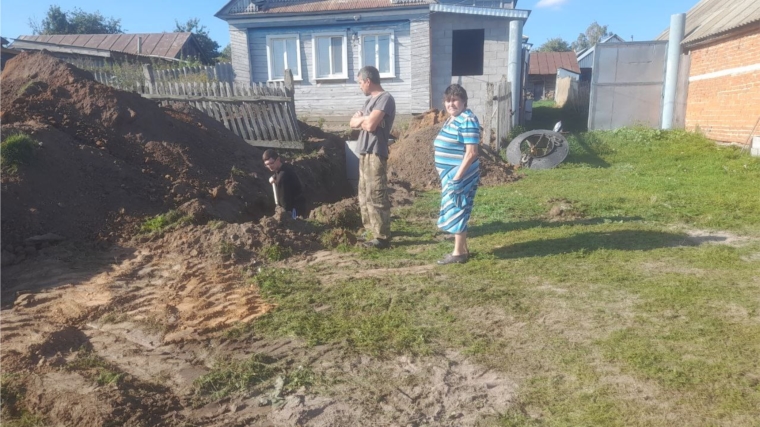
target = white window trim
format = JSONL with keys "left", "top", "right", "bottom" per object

{"left": 265, "top": 34, "right": 303, "bottom": 82}
{"left": 311, "top": 31, "right": 348, "bottom": 81}
{"left": 357, "top": 30, "right": 396, "bottom": 79}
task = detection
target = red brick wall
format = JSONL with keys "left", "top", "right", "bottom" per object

{"left": 685, "top": 29, "right": 760, "bottom": 144}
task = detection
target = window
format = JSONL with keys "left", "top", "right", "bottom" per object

{"left": 266, "top": 34, "right": 302, "bottom": 81}
{"left": 359, "top": 31, "right": 395, "bottom": 78}
{"left": 452, "top": 29, "right": 484, "bottom": 76}
{"left": 312, "top": 32, "right": 348, "bottom": 79}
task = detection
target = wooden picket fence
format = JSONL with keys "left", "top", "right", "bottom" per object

{"left": 91, "top": 62, "right": 234, "bottom": 85}
{"left": 483, "top": 76, "right": 512, "bottom": 151}
{"left": 92, "top": 65, "right": 303, "bottom": 149}
{"left": 138, "top": 78, "right": 302, "bottom": 149}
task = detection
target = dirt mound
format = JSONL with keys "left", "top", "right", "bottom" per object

{"left": 388, "top": 109, "right": 518, "bottom": 190}
{"left": 0, "top": 52, "right": 350, "bottom": 252}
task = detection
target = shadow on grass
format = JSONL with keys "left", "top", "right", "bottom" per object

{"left": 565, "top": 133, "right": 611, "bottom": 168}
{"left": 491, "top": 229, "right": 700, "bottom": 259}
{"left": 469, "top": 217, "right": 644, "bottom": 237}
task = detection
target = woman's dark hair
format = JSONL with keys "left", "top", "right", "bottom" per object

{"left": 443, "top": 84, "right": 468, "bottom": 107}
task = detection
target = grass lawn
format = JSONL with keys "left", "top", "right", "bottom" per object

{"left": 244, "top": 126, "right": 760, "bottom": 426}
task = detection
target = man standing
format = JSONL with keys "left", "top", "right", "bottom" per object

{"left": 350, "top": 66, "right": 395, "bottom": 249}
{"left": 262, "top": 149, "right": 306, "bottom": 219}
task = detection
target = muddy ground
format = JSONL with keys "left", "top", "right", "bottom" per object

{"left": 2, "top": 53, "right": 518, "bottom": 426}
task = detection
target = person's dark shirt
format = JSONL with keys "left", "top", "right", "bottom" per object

{"left": 272, "top": 163, "right": 306, "bottom": 215}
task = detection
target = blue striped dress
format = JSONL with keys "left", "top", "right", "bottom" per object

{"left": 434, "top": 109, "right": 481, "bottom": 234}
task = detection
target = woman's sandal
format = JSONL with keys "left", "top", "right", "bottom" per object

{"left": 437, "top": 253, "right": 468, "bottom": 265}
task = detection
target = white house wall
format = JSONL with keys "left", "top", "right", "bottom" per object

{"left": 430, "top": 13, "right": 511, "bottom": 120}
{"left": 246, "top": 21, "right": 417, "bottom": 116}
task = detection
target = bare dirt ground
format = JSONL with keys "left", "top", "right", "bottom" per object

{"left": 1, "top": 53, "right": 517, "bottom": 426}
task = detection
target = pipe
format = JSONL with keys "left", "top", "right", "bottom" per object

{"left": 137, "top": 36, "right": 142, "bottom": 55}
{"left": 508, "top": 19, "right": 524, "bottom": 127}
{"left": 662, "top": 13, "right": 686, "bottom": 129}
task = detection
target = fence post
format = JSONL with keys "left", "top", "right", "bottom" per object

{"left": 484, "top": 82, "right": 494, "bottom": 150}
{"left": 142, "top": 64, "right": 155, "bottom": 93}
{"left": 283, "top": 69, "right": 298, "bottom": 138}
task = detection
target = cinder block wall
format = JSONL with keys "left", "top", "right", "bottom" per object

{"left": 686, "top": 29, "right": 760, "bottom": 144}
{"left": 430, "top": 14, "right": 512, "bottom": 120}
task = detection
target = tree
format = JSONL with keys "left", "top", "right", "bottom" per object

{"left": 570, "top": 21, "right": 612, "bottom": 52}
{"left": 29, "top": 5, "right": 123, "bottom": 35}
{"left": 536, "top": 37, "right": 572, "bottom": 52}
{"left": 218, "top": 44, "right": 232, "bottom": 62}
{"left": 174, "top": 18, "right": 220, "bottom": 64}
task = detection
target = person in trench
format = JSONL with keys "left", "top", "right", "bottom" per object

{"left": 262, "top": 149, "right": 306, "bottom": 219}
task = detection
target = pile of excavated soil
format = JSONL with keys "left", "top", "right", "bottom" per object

{"left": 388, "top": 109, "right": 518, "bottom": 190}
{"left": 0, "top": 52, "right": 351, "bottom": 254}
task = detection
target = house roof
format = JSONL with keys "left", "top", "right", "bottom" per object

{"left": 217, "top": 0, "right": 435, "bottom": 17}
{"left": 11, "top": 33, "right": 198, "bottom": 60}
{"left": 657, "top": 0, "right": 760, "bottom": 47}
{"left": 528, "top": 51, "right": 579, "bottom": 75}
{"left": 576, "top": 34, "right": 625, "bottom": 62}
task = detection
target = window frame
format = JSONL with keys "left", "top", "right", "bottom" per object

{"left": 451, "top": 29, "right": 484, "bottom": 77}
{"left": 311, "top": 31, "right": 349, "bottom": 81}
{"left": 265, "top": 34, "right": 303, "bottom": 82}
{"left": 357, "top": 30, "right": 396, "bottom": 79}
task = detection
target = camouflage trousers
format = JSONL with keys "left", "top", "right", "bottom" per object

{"left": 358, "top": 154, "right": 391, "bottom": 241}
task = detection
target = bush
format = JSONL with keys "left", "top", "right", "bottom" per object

{"left": 1, "top": 133, "right": 38, "bottom": 172}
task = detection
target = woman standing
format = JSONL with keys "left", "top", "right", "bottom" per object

{"left": 434, "top": 84, "right": 480, "bottom": 265}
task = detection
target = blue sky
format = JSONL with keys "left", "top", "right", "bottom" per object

{"left": 2, "top": 0, "right": 698, "bottom": 48}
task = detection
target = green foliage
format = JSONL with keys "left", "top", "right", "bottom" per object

{"left": 1, "top": 373, "right": 25, "bottom": 419}
{"left": 261, "top": 244, "right": 293, "bottom": 261}
{"left": 174, "top": 18, "right": 220, "bottom": 64}
{"left": 283, "top": 366, "right": 320, "bottom": 393}
{"left": 1, "top": 133, "right": 38, "bottom": 173}
{"left": 140, "top": 210, "right": 192, "bottom": 234}
{"left": 218, "top": 241, "right": 238, "bottom": 259}
{"left": 66, "top": 351, "right": 123, "bottom": 387}
{"left": 230, "top": 166, "right": 246, "bottom": 177}
{"left": 193, "top": 354, "right": 275, "bottom": 400}
{"left": 316, "top": 117, "right": 326, "bottom": 130}
{"left": 536, "top": 37, "right": 572, "bottom": 52}
{"left": 29, "top": 5, "right": 123, "bottom": 35}
{"left": 571, "top": 21, "right": 612, "bottom": 52}
{"left": 218, "top": 44, "right": 232, "bottom": 62}
{"left": 252, "top": 268, "right": 436, "bottom": 356}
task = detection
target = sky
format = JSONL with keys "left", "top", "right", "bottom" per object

{"left": 1, "top": 0, "right": 699, "bottom": 49}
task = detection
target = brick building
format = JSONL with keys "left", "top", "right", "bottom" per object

{"left": 660, "top": 0, "right": 760, "bottom": 145}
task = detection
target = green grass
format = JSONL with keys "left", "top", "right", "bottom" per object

{"left": 139, "top": 210, "right": 192, "bottom": 234}
{"left": 247, "top": 268, "right": 437, "bottom": 356}
{"left": 66, "top": 351, "right": 124, "bottom": 387}
{"left": 1, "top": 133, "right": 38, "bottom": 173}
{"left": 193, "top": 354, "right": 276, "bottom": 400}
{"left": 229, "top": 127, "right": 760, "bottom": 425}
{"left": 261, "top": 243, "right": 293, "bottom": 261}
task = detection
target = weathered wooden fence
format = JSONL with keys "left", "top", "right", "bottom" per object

{"left": 483, "top": 76, "right": 513, "bottom": 151}
{"left": 91, "top": 62, "right": 234, "bottom": 85}
{"left": 93, "top": 65, "right": 302, "bottom": 149}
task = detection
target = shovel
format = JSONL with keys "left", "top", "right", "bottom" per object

{"left": 271, "top": 181, "right": 279, "bottom": 207}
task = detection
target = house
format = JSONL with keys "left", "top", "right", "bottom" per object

{"left": 527, "top": 51, "right": 579, "bottom": 100}
{"left": 658, "top": 0, "right": 760, "bottom": 145}
{"left": 215, "top": 0, "right": 531, "bottom": 120}
{"left": 9, "top": 33, "right": 207, "bottom": 65}
{"left": 575, "top": 34, "right": 625, "bottom": 81}
{"left": 1, "top": 37, "right": 21, "bottom": 70}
